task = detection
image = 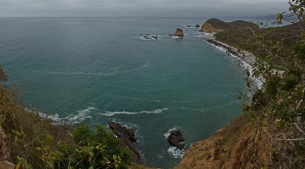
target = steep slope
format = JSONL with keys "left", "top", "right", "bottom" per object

{"left": 177, "top": 19, "right": 305, "bottom": 168}
{"left": 175, "top": 111, "right": 271, "bottom": 169}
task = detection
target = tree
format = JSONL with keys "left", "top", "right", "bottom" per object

{"left": 244, "top": 0, "right": 305, "bottom": 167}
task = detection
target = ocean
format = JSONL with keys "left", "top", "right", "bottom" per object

{"left": 0, "top": 17, "right": 249, "bottom": 168}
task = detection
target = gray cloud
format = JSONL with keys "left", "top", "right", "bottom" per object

{"left": 0, "top": 0, "right": 289, "bottom": 17}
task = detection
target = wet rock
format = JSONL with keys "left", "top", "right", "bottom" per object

{"left": 152, "top": 35, "right": 158, "bottom": 40}
{"left": 174, "top": 28, "right": 184, "bottom": 37}
{"left": 167, "top": 130, "right": 186, "bottom": 150}
{"left": 108, "top": 121, "right": 141, "bottom": 163}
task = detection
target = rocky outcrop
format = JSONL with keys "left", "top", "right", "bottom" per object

{"left": 108, "top": 121, "right": 141, "bottom": 164}
{"left": 199, "top": 22, "right": 223, "bottom": 33}
{"left": 167, "top": 130, "right": 186, "bottom": 150}
{"left": 174, "top": 28, "right": 184, "bottom": 36}
{"left": 175, "top": 116, "right": 271, "bottom": 169}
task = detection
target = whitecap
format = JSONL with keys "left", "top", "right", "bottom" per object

{"left": 98, "top": 108, "right": 168, "bottom": 117}
{"left": 138, "top": 34, "right": 162, "bottom": 41}
{"left": 41, "top": 71, "right": 116, "bottom": 76}
{"left": 171, "top": 36, "right": 181, "bottom": 39}
{"left": 38, "top": 107, "right": 96, "bottom": 125}
{"left": 167, "top": 146, "right": 185, "bottom": 159}
{"left": 226, "top": 52, "right": 263, "bottom": 89}
{"left": 208, "top": 42, "right": 263, "bottom": 89}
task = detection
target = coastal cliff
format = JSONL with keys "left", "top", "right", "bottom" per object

{"left": 175, "top": 113, "right": 271, "bottom": 169}
{"left": 176, "top": 18, "right": 305, "bottom": 168}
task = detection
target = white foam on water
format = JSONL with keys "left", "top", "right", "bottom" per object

{"left": 138, "top": 34, "right": 163, "bottom": 41}
{"left": 167, "top": 146, "right": 185, "bottom": 159}
{"left": 164, "top": 127, "right": 186, "bottom": 158}
{"left": 42, "top": 71, "right": 116, "bottom": 76}
{"left": 227, "top": 52, "right": 263, "bottom": 89}
{"left": 98, "top": 108, "right": 168, "bottom": 117}
{"left": 163, "top": 127, "right": 181, "bottom": 140}
{"left": 208, "top": 42, "right": 263, "bottom": 89}
{"left": 171, "top": 36, "right": 182, "bottom": 39}
{"left": 38, "top": 107, "right": 96, "bottom": 125}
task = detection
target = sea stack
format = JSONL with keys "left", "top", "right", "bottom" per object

{"left": 167, "top": 130, "right": 186, "bottom": 150}
{"left": 174, "top": 28, "right": 185, "bottom": 36}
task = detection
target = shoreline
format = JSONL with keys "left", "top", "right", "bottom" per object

{"left": 204, "top": 34, "right": 256, "bottom": 66}
{"left": 204, "top": 34, "right": 263, "bottom": 89}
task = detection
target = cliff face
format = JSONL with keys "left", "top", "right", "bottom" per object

{"left": 177, "top": 18, "right": 272, "bottom": 168}
{"left": 176, "top": 18, "right": 305, "bottom": 169}
{"left": 175, "top": 113, "right": 272, "bottom": 169}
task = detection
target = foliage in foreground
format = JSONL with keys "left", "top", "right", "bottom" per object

{"left": 0, "top": 69, "right": 131, "bottom": 168}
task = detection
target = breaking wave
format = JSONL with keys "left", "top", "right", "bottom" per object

{"left": 164, "top": 127, "right": 181, "bottom": 140}
{"left": 167, "top": 146, "right": 185, "bottom": 159}
{"left": 208, "top": 40, "right": 263, "bottom": 89}
{"left": 98, "top": 108, "right": 168, "bottom": 117}
{"left": 42, "top": 71, "right": 116, "bottom": 76}
{"left": 164, "top": 127, "right": 186, "bottom": 158}
{"left": 38, "top": 107, "right": 96, "bottom": 125}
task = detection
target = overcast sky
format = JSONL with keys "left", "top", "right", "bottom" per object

{"left": 0, "top": 0, "right": 289, "bottom": 17}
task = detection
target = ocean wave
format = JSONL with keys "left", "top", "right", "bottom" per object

{"left": 181, "top": 107, "right": 205, "bottom": 112}
{"left": 167, "top": 146, "right": 185, "bottom": 159}
{"left": 171, "top": 35, "right": 182, "bottom": 39}
{"left": 98, "top": 108, "right": 168, "bottom": 117}
{"left": 163, "top": 127, "right": 181, "bottom": 140}
{"left": 209, "top": 43, "right": 263, "bottom": 89}
{"left": 42, "top": 71, "right": 116, "bottom": 76}
{"left": 164, "top": 127, "right": 185, "bottom": 158}
{"left": 38, "top": 107, "right": 96, "bottom": 125}
{"left": 226, "top": 52, "right": 263, "bottom": 88}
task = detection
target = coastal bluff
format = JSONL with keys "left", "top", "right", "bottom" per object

{"left": 176, "top": 17, "right": 303, "bottom": 168}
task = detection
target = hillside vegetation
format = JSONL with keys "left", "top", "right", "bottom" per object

{"left": 0, "top": 68, "right": 133, "bottom": 168}
{"left": 204, "top": 18, "right": 302, "bottom": 59}
{"left": 177, "top": 2, "right": 305, "bottom": 168}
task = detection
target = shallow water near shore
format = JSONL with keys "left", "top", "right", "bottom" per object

{"left": 0, "top": 17, "right": 249, "bottom": 168}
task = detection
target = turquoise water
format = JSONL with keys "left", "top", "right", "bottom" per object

{"left": 0, "top": 17, "right": 247, "bottom": 168}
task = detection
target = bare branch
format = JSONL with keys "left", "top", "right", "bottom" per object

{"left": 245, "top": 27, "right": 289, "bottom": 66}
{"left": 271, "top": 137, "right": 305, "bottom": 141}
{"left": 294, "top": 122, "right": 305, "bottom": 136}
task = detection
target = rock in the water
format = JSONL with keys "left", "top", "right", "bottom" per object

{"left": 167, "top": 130, "right": 186, "bottom": 150}
{"left": 195, "top": 24, "right": 200, "bottom": 28}
{"left": 108, "top": 121, "right": 141, "bottom": 163}
{"left": 174, "top": 28, "right": 184, "bottom": 36}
